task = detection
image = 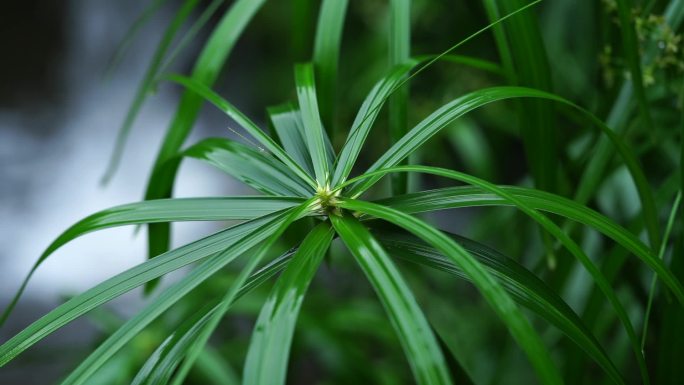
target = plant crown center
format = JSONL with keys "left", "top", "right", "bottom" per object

{"left": 314, "top": 184, "right": 341, "bottom": 215}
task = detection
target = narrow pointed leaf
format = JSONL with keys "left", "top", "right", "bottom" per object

{"left": 295, "top": 63, "right": 330, "bottom": 186}
{"left": 0, "top": 196, "right": 301, "bottom": 327}
{"left": 484, "top": 0, "right": 556, "bottom": 192}
{"left": 166, "top": 199, "right": 317, "bottom": 385}
{"left": 134, "top": 243, "right": 294, "bottom": 385}
{"left": 243, "top": 223, "right": 334, "bottom": 385}
{"left": 336, "top": 200, "right": 563, "bottom": 385}
{"left": 331, "top": 215, "right": 453, "bottom": 385}
{"left": 312, "top": 0, "right": 349, "bottom": 137}
{"left": 344, "top": 165, "right": 684, "bottom": 383}
{"left": 388, "top": 0, "right": 411, "bottom": 195}
{"left": 61, "top": 231, "right": 298, "bottom": 385}
{"left": 376, "top": 229, "right": 625, "bottom": 385}
{"left": 165, "top": 74, "right": 316, "bottom": 189}
{"left": 376, "top": 185, "right": 658, "bottom": 280}
{"left": 183, "top": 137, "right": 313, "bottom": 196}
{"left": 332, "top": 60, "right": 418, "bottom": 186}
{"left": 0, "top": 210, "right": 294, "bottom": 367}
{"left": 268, "top": 104, "right": 315, "bottom": 175}
{"left": 102, "top": 0, "right": 201, "bottom": 184}
{"left": 143, "top": 0, "right": 268, "bottom": 270}
{"left": 346, "top": 86, "right": 659, "bottom": 253}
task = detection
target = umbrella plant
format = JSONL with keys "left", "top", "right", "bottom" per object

{"left": 1, "top": 0, "right": 683, "bottom": 384}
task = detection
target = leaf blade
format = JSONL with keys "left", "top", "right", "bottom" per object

{"left": 337, "top": 200, "right": 563, "bottom": 385}
{"left": 295, "top": 63, "right": 330, "bottom": 186}
{"left": 243, "top": 223, "right": 334, "bottom": 385}
{"left": 331, "top": 215, "right": 453, "bottom": 385}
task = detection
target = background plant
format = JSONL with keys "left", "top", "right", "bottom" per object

{"left": 1, "top": 0, "right": 683, "bottom": 384}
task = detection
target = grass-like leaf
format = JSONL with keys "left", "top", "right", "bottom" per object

{"left": 346, "top": 86, "right": 660, "bottom": 253}
{"left": 376, "top": 229, "right": 625, "bottom": 385}
{"left": 344, "top": 165, "right": 684, "bottom": 384}
{"left": 166, "top": 75, "right": 316, "bottom": 189}
{"left": 165, "top": 198, "right": 317, "bottom": 385}
{"left": 312, "top": 0, "right": 349, "bottom": 138}
{"left": 243, "top": 223, "right": 334, "bottom": 385}
{"left": 101, "top": 0, "right": 201, "bottom": 184}
{"left": 142, "top": 0, "right": 268, "bottom": 275}
{"left": 484, "top": 0, "right": 556, "bottom": 192}
{"left": 0, "top": 210, "right": 293, "bottom": 367}
{"left": 376, "top": 185, "right": 659, "bottom": 280}
{"left": 268, "top": 103, "right": 315, "bottom": 175}
{"left": 388, "top": 0, "right": 411, "bottom": 195}
{"left": 332, "top": 60, "right": 418, "bottom": 186}
{"left": 337, "top": 200, "right": 564, "bottom": 385}
{"left": 0, "top": 196, "right": 302, "bottom": 328}
{"left": 294, "top": 63, "right": 331, "bottom": 187}
{"left": 61, "top": 235, "right": 298, "bottom": 385}
{"left": 183, "top": 137, "right": 314, "bottom": 196}
{"left": 331, "top": 214, "right": 453, "bottom": 385}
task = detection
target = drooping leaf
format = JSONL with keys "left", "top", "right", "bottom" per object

{"left": 166, "top": 198, "right": 317, "bottom": 385}
{"left": 61, "top": 236, "right": 298, "bottom": 385}
{"left": 0, "top": 196, "right": 301, "bottom": 327}
{"left": 343, "top": 165, "right": 683, "bottom": 383}
{"left": 243, "top": 223, "right": 334, "bottom": 385}
{"left": 142, "top": 0, "right": 269, "bottom": 291}
{"left": 345, "top": 86, "right": 660, "bottom": 253}
{"left": 0, "top": 210, "right": 295, "bottom": 367}
{"left": 331, "top": 214, "right": 453, "bottom": 385}
{"left": 375, "top": 228, "right": 625, "bottom": 385}
{"left": 336, "top": 200, "right": 563, "bottom": 385}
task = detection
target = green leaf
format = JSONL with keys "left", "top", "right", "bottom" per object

{"left": 331, "top": 215, "right": 453, "bottom": 385}
{"left": 336, "top": 200, "right": 563, "bottom": 385}
{"left": 101, "top": 0, "right": 202, "bottom": 184}
{"left": 332, "top": 60, "right": 418, "bottom": 186}
{"left": 0, "top": 195, "right": 301, "bottom": 328}
{"left": 332, "top": 0, "right": 543, "bottom": 187}
{"left": 346, "top": 86, "right": 660, "bottom": 254}
{"left": 243, "top": 223, "right": 334, "bottom": 385}
{"left": 388, "top": 0, "right": 411, "bottom": 195}
{"left": 412, "top": 54, "right": 504, "bottom": 76}
{"left": 165, "top": 74, "right": 316, "bottom": 189}
{"left": 484, "top": 0, "right": 556, "bottom": 192}
{"left": 376, "top": 185, "right": 657, "bottom": 280}
{"left": 344, "top": 165, "right": 683, "bottom": 384}
{"left": 146, "top": 0, "right": 266, "bottom": 174}
{"left": 268, "top": 103, "right": 315, "bottom": 175}
{"left": 294, "top": 63, "right": 330, "bottom": 187}
{"left": 375, "top": 229, "right": 625, "bottom": 385}
{"left": 641, "top": 192, "right": 681, "bottom": 351}
{"left": 62, "top": 238, "right": 297, "bottom": 385}
{"left": 103, "top": 0, "right": 171, "bottom": 81}
{"left": 166, "top": 199, "right": 317, "bottom": 385}
{"left": 0, "top": 210, "right": 294, "bottom": 368}
{"left": 133, "top": 246, "right": 294, "bottom": 385}
{"left": 156, "top": 0, "right": 225, "bottom": 76}
{"left": 142, "top": 0, "right": 268, "bottom": 275}
{"left": 312, "top": 0, "right": 349, "bottom": 138}
{"left": 183, "top": 137, "right": 314, "bottom": 196}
